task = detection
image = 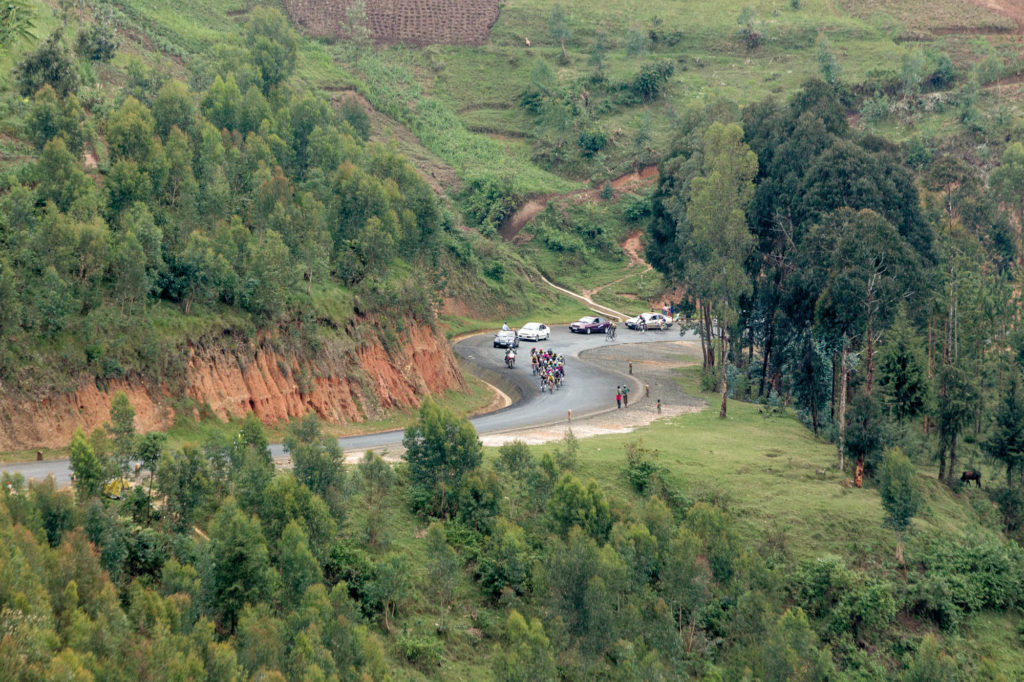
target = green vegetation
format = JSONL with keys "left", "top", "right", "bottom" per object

{"left": 4, "top": 370, "right": 1024, "bottom": 678}
{"left": 3, "top": 0, "right": 1024, "bottom": 675}
{"left": 0, "top": 1, "right": 566, "bottom": 441}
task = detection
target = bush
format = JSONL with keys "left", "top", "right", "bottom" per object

{"left": 827, "top": 579, "right": 897, "bottom": 644}
{"left": 792, "top": 555, "right": 854, "bottom": 619}
{"left": 477, "top": 520, "right": 533, "bottom": 598}
{"left": 577, "top": 129, "right": 607, "bottom": 156}
{"left": 700, "top": 366, "right": 720, "bottom": 393}
{"left": 397, "top": 632, "right": 444, "bottom": 669}
{"left": 624, "top": 440, "right": 661, "bottom": 495}
{"left": 538, "top": 226, "right": 586, "bottom": 254}
{"left": 726, "top": 364, "right": 750, "bottom": 400}
{"left": 76, "top": 20, "right": 118, "bottom": 62}
{"left": 906, "top": 534, "right": 1024, "bottom": 628}
{"left": 459, "top": 174, "right": 522, "bottom": 234}
{"left": 340, "top": 97, "right": 370, "bottom": 141}
{"left": 17, "top": 32, "right": 81, "bottom": 98}
{"left": 483, "top": 260, "right": 506, "bottom": 281}
{"left": 906, "top": 572, "right": 963, "bottom": 630}
{"left": 627, "top": 60, "right": 674, "bottom": 102}
{"left": 860, "top": 93, "right": 891, "bottom": 125}
{"left": 622, "top": 195, "right": 651, "bottom": 222}
{"left": 553, "top": 430, "right": 579, "bottom": 472}
{"left": 496, "top": 440, "right": 533, "bottom": 477}
{"left": 990, "top": 486, "right": 1024, "bottom": 541}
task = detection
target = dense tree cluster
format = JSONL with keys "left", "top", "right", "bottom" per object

{"left": 648, "top": 79, "right": 1022, "bottom": 494}
{"left": 4, "top": 396, "right": 1022, "bottom": 678}
{"left": 0, "top": 10, "right": 444, "bottom": 390}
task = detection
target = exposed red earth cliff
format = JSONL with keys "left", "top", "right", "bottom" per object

{"left": 0, "top": 317, "right": 463, "bottom": 451}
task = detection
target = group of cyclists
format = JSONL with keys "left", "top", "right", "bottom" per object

{"left": 530, "top": 348, "right": 566, "bottom": 392}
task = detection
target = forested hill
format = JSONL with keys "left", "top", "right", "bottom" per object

{"left": 0, "top": 5, "right": 544, "bottom": 450}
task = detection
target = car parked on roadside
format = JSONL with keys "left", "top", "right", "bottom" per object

{"left": 569, "top": 316, "right": 611, "bottom": 334}
{"left": 625, "top": 312, "right": 673, "bottom": 330}
{"left": 518, "top": 322, "right": 551, "bottom": 341}
{"left": 493, "top": 329, "right": 520, "bottom": 348}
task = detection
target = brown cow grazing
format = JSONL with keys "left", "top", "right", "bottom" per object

{"left": 961, "top": 470, "right": 981, "bottom": 488}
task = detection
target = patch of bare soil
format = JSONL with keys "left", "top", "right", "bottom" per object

{"left": 621, "top": 231, "right": 650, "bottom": 269}
{"left": 284, "top": 0, "right": 500, "bottom": 45}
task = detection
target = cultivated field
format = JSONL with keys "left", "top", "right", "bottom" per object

{"left": 284, "top": 0, "right": 500, "bottom": 45}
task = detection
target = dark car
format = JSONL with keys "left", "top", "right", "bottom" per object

{"left": 569, "top": 316, "right": 611, "bottom": 334}
{"left": 493, "top": 329, "right": 520, "bottom": 348}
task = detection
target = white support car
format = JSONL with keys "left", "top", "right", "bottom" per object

{"left": 518, "top": 322, "right": 551, "bottom": 341}
{"left": 625, "top": 312, "right": 673, "bottom": 330}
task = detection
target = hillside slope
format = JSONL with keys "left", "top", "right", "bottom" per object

{"left": 0, "top": 313, "right": 464, "bottom": 452}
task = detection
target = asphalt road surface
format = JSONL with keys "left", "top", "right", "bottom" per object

{"left": 2, "top": 324, "right": 695, "bottom": 486}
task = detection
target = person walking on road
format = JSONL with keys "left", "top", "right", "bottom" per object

{"left": 616, "top": 386, "right": 622, "bottom": 409}
{"left": 622, "top": 385, "right": 629, "bottom": 408}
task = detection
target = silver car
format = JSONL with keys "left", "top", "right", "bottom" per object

{"left": 625, "top": 312, "right": 673, "bottom": 330}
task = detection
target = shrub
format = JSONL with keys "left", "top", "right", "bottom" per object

{"left": 906, "top": 572, "right": 963, "bottom": 630}
{"left": 622, "top": 195, "right": 651, "bottom": 222}
{"left": 496, "top": 440, "right": 533, "bottom": 477}
{"left": 553, "top": 430, "right": 579, "bottom": 472}
{"left": 624, "top": 440, "right": 661, "bottom": 495}
{"left": 397, "top": 632, "right": 444, "bottom": 669}
{"left": 477, "top": 520, "right": 533, "bottom": 598}
{"left": 484, "top": 260, "right": 506, "bottom": 281}
{"left": 700, "top": 366, "right": 719, "bottom": 392}
{"left": 628, "top": 60, "right": 675, "bottom": 102}
{"left": 990, "top": 486, "right": 1024, "bottom": 541}
{"left": 905, "top": 534, "right": 1024, "bottom": 630}
{"left": 792, "top": 555, "right": 854, "bottom": 619}
{"left": 340, "top": 97, "right": 370, "bottom": 141}
{"left": 539, "top": 226, "right": 586, "bottom": 254}
{"left": 459, "top": 174, "right": 522, "bottom": 234}
{"left": 877, "top": 448, "right": 921, "bottom": 532}
{"left": 827, "top": 579, "right": 897, "bottom": 644}
{"left": 76, "top": 20, "right": 118, "bottom": 62}
{"left": 860, "top": 93, "right": 891, "bottom": 125}
{"left": 928, "top": 54, "right": 956, "bottom": 89}
{"left": 577, "top": 129, "right": 607, "bottom": 157}
{"left": 17, "top": 31, "right": 80, "bottom": 98}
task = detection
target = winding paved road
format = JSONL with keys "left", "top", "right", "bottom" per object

{"left": 1, "top": 325, "right": 695, "bottom": 486}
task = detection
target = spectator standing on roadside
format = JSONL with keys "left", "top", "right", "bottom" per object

{"left": 616, "top": 387, "right": 622, "bottom": 409}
